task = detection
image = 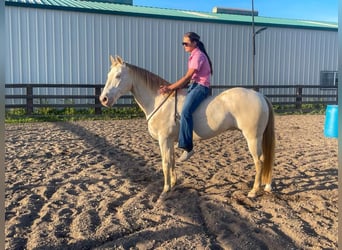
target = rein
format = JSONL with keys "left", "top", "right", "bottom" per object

{"left": 146, "top": 90, "right": 178, "bottom": 123}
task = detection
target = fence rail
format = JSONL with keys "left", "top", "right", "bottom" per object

{"left": 211, "top": 85, "right": 338, "bottom": 110}
{"left": 5, "top": 84, "right": 338, "bottom": 115}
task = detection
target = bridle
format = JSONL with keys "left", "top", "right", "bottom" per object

{"left": 146, "top": 90, "right": 179, "bottom": 123}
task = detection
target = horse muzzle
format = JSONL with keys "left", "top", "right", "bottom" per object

{"left": 99, "top": 94, "right": 112, "bottom": 107}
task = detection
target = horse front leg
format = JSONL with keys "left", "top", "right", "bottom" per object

{"left": 158, "top": 137, "right": 176, "bottom": 195}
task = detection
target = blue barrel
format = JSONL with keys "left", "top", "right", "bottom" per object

{"left": 324, "top": 105, "right": 338, "bottom": 138}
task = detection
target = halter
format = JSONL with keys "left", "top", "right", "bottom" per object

{"left": 146, "top": 90, "right": 179, "bottom": 123}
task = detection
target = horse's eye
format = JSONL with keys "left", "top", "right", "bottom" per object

{"left": 116, "top": 74, "right": 121, "bottom": 79}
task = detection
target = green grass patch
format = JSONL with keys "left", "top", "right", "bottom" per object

{"left": 5, "top": 106, "right": 145, "bottom": 123}
{"left": 273, "top": 103, "right": 326, "bottom": 115}
{"left": 5, "top": 103, "right": 327, "bottom": 123}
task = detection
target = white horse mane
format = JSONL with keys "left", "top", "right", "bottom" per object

{"left": 126, "top": 63, "right": 170, "bottom": 92}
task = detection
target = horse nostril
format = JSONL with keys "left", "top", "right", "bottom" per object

{"left": 101, "top": 96, "right": 108, "bottom": 103}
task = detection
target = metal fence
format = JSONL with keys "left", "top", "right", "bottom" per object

{"left": 5, "top": 84, "right": 338, "bottom": 115}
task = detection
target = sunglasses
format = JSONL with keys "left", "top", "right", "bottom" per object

{"left": 182, "top": 42, "right": 191, "bottom": 47}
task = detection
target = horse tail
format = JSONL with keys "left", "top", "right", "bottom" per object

{"left": 261, "top": 96, "right": 275, "bottom": 185}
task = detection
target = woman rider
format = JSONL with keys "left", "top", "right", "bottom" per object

{"left": 160, "top": 32, "right": 213, "bottom": 162}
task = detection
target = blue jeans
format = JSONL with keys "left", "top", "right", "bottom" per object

{"left": 178, "top": 83, "right": 209, "bottom": 152}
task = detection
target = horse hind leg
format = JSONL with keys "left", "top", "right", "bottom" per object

{"left": 245, "top": 136, "right": 264, "bottom": 198}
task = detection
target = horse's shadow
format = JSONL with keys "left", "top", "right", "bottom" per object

{"left": 54, "top": 121, "right": 163, "bottom": 187}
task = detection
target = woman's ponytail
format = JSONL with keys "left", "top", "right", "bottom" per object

{"left": 197, "top": 41, "right": 213, "bottom": 75}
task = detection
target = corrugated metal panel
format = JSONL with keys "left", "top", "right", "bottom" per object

{"left": 5, "top": 6, "right": 338, "bottom": 105}
{"left": 254, "top": 27, "right": 338, "bottom": 84}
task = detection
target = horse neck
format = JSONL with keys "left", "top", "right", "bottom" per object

{"left": 128, "top": 64, "right": 168, "bottom": 118}
{"left": 130, "top": 76, "right": 159, "bottom": 117}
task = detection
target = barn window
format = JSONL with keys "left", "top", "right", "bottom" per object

{"left": 320, "top": 71, "right": 338, "bottom": 88}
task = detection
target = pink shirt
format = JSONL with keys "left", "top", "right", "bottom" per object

{"left": 188, "top": 47, "right": 211, "bottom": 87}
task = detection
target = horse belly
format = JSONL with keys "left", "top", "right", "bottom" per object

{"left": 192, "top": 101, "right": 237, "bottom": 140}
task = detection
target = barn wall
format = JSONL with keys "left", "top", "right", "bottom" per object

{"left": 5, "top": 6, "right": 338, "bottom": 101}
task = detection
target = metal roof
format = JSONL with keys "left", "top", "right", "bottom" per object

{"left": 5, "top": 0, "right": 338, "bottom": 31}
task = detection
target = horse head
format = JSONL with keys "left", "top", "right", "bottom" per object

{"left": 100, "top": 55, "right": 133, "bottom": 107}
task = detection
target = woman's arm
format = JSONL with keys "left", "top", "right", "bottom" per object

{"left": 160, "top": 68, "right": 196, "bottom": 94}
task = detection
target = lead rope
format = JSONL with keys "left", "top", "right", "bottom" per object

{"left": 174, "top": 89, "right": 179, "bottom": 122}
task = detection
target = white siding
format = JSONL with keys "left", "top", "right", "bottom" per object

{"left": 5, "top": 6, "right": 338, "bottom": 99}
{"left": 254, "top": 27, "right": 338, "bottom": 85}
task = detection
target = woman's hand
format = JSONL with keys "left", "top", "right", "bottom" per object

{"left": 159, "top": 85, "right": 172, "bottom": 94}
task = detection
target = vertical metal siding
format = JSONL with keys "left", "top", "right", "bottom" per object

{"left": 5, "top": 6, "right": 338, "bottom": 104}
{"left": 255, "top": 27, "right": 338, "bottom": 85}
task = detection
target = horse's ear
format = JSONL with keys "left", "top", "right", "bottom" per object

{"left": 116, "top": 56, "right": 124, "bottom": 65}
{"left": 110, "top": 55, "right": 115, "bottom": 65}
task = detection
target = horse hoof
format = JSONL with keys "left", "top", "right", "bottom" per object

{"left": 264, "top": 184, "right": 272, "bottom": 193}
{"left": 156, "top": 191, "right": 168, "bottom": 204}
{"left": 247, "top": 191, "right": 257, "bottom": 198}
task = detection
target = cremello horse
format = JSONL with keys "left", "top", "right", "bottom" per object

{"left": 100, "top": 56, "right": 275, "bottom": 198}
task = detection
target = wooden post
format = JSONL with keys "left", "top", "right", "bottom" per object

{"left": 95, "top": 86, "right": 102, "bottom": 115}
{"left": 26, "top": 85, "right": 33, "bottom": 114}
{"left": 295, "top": 86, "right": 302, "bottom": 110}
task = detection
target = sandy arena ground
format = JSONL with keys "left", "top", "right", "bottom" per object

{"left": 5, "top": 115, "right": 337, "bottom": 250}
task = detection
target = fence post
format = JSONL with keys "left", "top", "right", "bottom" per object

{"left": 95, "top": 85, "right": 102, "bottom": 115}
{"left": 26, "top": 85, "right": 33, "bottom": 114}
{"left": 295, "top": 86, "right": 302, "bottom": 110}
